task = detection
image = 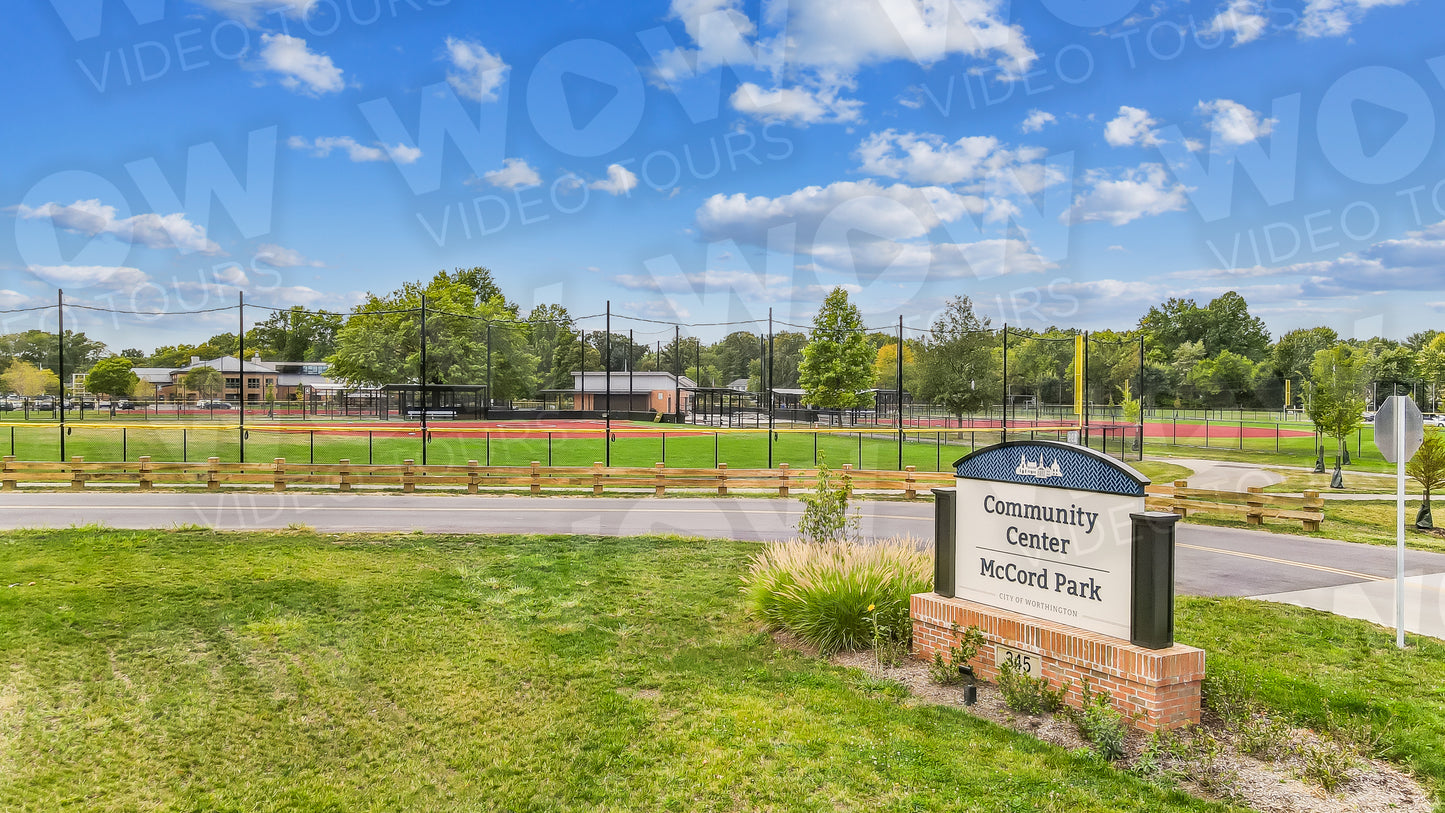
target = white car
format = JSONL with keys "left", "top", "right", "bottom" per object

{"left": 1424, "top": 414, "right": 1445, "bottom": 427}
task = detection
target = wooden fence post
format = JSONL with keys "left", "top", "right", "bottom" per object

{"left": 530, "top": 461, "right": 541, "bottom": 495}
{"left": 273, "top": 458, "right": 286, "bottom": 493}
{"left": 1, "top": 456, "right": 14, "bottom": 491}
{"left": 717, "top": 463, "right": 728, "bottom": 496}
{"left": 654, "top": 462, "right": 666, "bottom": 497}
{"left": 1303, "top": 490, "right": 1323, "bottom": 531}
{"left": 778, "top": 463, "right": 790, "bottom": 497}
{"left": 70, "top": 456, "right": 85, "bottom": 491}
{"left": 467, "top": 459, "right": 480, "bottom": 494}
{"left": 1246, "top": 486, "right": 1264, "bottom": 526}
{"left": 207, "top": 457, "right": 220, "bottom": 492}
{"left": 338, "top": 458, "right": 351, "bottom": 492}
{"left": 1173, "top": 479, "right": 1189, "bottom": 517}
{"left": 402, "top": 459, "right": 415, "bottom": 493}
{"left": 138, "top": 455, "right": 152, "bottom": 491}
{"left": 593, "top": 461, "right": 604, "bottom": 496}
{"left": 904, "top": 465, "right": 917, "bottom": 500}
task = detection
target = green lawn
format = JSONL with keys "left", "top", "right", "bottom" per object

{"left": 0, "top": 423, "right": 1060, "bottom": 472}
{"left": 1178, "top": 597, "right": 1445, "bottom": 794}
{"left": 0, "top": 528, "right": 1233, "bottom": 812}
{"left": 1180, "top": 498, "right": 1445, "bottom": 554}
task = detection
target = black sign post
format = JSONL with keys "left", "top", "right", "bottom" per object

{"left": 1130, "top": 511, "right": 1180, "bottom": 649}
{"left": 932, "top": 488, "right": 956, "bottom": 598}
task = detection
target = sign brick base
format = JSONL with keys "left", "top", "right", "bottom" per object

{"left": 912, "top": 593, "right": 1205, "bottom": 732}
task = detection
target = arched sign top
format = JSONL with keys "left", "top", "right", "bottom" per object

{"left": 953, "top": 440, "right": 1149, "bottom": 497}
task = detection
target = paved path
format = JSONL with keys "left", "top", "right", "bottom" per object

{"left": 1158, "top": 457, "right": 1285, "bottom": 490}
{"left": 3, "top": 492, "right": 1442, "bottom": 639}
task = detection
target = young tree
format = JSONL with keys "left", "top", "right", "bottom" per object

{"left": 1408, "top": 430, "right": 1445, "bottom": 529}
{"left": 84, "top": 357, "right": 139, "bottom": 399}
{"left": 1, "top": 360, "right": 60, "bottom": 398}
{"left": 1306, "top": 345, "right": 1366, "bottom": 462}
{"left": 871, "top": 341, "right": 918, "bottom": 392}
{"left": 798, "top": 287, "right": 876, "bottom": 409}
{"left": 916, "top": 295, "right": 998, "bottom": 419}
{"left": 183, "top": 366, "right": 225, "bottom": 400}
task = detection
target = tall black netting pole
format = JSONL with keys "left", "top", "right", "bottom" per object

{"left": 238, "top": 291, "right": 245, "bottom": 464}
{"left": 419, "top": 294, "right": 428, "bottom": 466}
{"left": 1001, "top": 325, "right": 1008, "bottom": 444}
{"left": 57, "top": 289, "right": 65, "bottom": 462}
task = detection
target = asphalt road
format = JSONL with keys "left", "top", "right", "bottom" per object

{"left": 5, "top": 492, "right": 1445, "bottom": 605}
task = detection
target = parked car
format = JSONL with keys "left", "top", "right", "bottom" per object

{"left": 0, "top": 401, "right": 14, "bottom": 412}
{"left": 197, "top": 400, "right": 234, "bottom": 410}
{"left": 1424, "top": 414, "right": 1445, "bottom": 427}
{"left": 32, "top": 398, "right": 55, "bottom": 410}
{"left": 116, "top": 400, "right": 136, "bottom": 410}
{"left": 1361, "top": 411, "right": 1376, "bottom": 423}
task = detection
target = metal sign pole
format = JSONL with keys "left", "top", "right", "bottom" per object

{"left": 1396, "top": 391, "right": 1406, "bottom": 648}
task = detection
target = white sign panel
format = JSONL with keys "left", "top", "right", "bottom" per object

{"left": 953, "top": 443, "right": 1148, "bottom": 641}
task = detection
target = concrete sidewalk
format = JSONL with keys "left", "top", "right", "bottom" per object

{"left": 1254, "top": 574, "right": 1445, "bottom": 641}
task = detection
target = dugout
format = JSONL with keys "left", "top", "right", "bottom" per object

{"left": 380, "top": 384, "right": 488, "bottom": 419}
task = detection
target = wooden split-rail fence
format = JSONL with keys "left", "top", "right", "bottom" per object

{"left": 1145, "top": 479, "right": 1324, "bottom": 530}
{"left": 0, "top": 455, "right": 954, "bottom": 499}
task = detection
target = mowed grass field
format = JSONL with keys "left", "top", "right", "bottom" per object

{"left": 0, "top": 528, "right": 1237, "bottom": 813}
{"left": 0, "top": 422, "right": 1015, "bottom": 471}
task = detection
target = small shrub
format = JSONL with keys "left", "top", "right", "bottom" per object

{"left": 796, "top": 454, "right": 859, "bottom": 546}
{"left": 867, "top": 602, "right": 911, "bottom": 668}
{"left": 1201, "top": 668, "right": 1260, "bottom": 727}
{"left": 927, "top": 624, "right": 986, "bottom": 686}
{"left": 1234, "top": 714, "right": 1292, "bottom": 760}
{"left": 1294, "top": 739, "right": 1357, "bottom": 792}
{"left": 996, "top": 659, "right": 1068, "bottom": 715}
{"left": 1074, "top": 679, "right": 1128, "bottom": 761}
{"left": 742, "top": 536, "right": 932, "bottom": 655}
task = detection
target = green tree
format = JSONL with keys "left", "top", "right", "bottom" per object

{"left": 916, "top": 296, "right": 998, "bottom": 418}
{"left": 1272, "top": 327, "right": 1339, "bottom": 381}
{"left": 247, "top": 307, "right": 342, "bottom": 361}
{"left": 714, "top": 330, "right": 762, "bottom": 383}
{"left": 119, "top": 348, "right": 146, "bottom": 362}
{"left": 526, "top": 304, "right": 573, "bottom": 387}
{"left": 1306, "top": 345, "right": 1367, "bottom": 461}
{"left": 1408, "top": 430, "right": 1445, "bottom": 528}
{"left": 799, "top": 287, "right": 876, "bottom": 409}
{"left": 1, "top": 360, "right": 60, "bottom": 398}
{"left": 1191, "top": 350, "right": 1256, "bottom": 405}
{"left": 328, "top": 269, "right": 537, "bottom": 400}
{"left": 0, "top": 329, "right": 107, "bottom": 374}
{"left": 84, "top": 357, "right": 139, "bottom": 399}
{"left": 183, "top": 366, "right": 225, "bottom": 400}
{"left": 1416, "top": 334, "right": 1445, "bottom": 411}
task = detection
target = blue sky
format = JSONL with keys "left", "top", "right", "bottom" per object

{"left": 2, "top": 0, "right": 1443, "bottom": 349}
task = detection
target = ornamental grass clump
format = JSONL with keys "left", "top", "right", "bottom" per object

{"left": 743, "top": 537, "right": 933, "bottom": 655}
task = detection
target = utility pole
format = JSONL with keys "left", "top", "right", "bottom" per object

{"left": 673, "top": 326, "right": 681, "bottom": 422}
{"left": 767, "top": 309, "right": 774, "bottom": 468}
{"left": 605, "top": 302, "right": 611, "bottom": 467}
{"left": 897, "top": 315, "right": 904, "bottom": 470}
{"left": 238, "top": 291, "right": 245, "bottom": 463}
{"left": 419, "top": 294, "right": 428, "bottom": 466}
{"left": 1000, "top": 325, "right": 1008, "bottom": 444}
{"left": 57, "top": 290, "right": 65, "bottom": 462}
{"left": 485, "top": 321, "right": 492, "bottom": 416}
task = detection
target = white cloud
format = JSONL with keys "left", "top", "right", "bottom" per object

{"left": 658, "top": 0, "right": 1036, "bottom": 127}
{"left": 15, "top": 199, "right": 221, "bottom": 255}
{"left": 1206, "top": 0, "right": 1269, "bottom": 45}
{"left": 27, "top": 264, "right": 150, "bottom": 290}
{"left": 287, "top": 136, "right": 421, "bottom": 164}
{"left": 855, "top": 130, "right": 1064, "bottom": 200}
{"left": 696, "top": 178, "right": 1050, "bottom": 280}
{"left": 1020, "top": 109, "right": 1056, "bottom": 133}
{"left": 444, "top": 37, "right": 509, "bottom": 102}
{"left": 1103, "top": 106, "right": 1160, "bottom": 147}
{"left": 255, "top": 243, "right": 323, "bottom": 268}
{"left": 1067, "top": 164, "right": 1189, "bottom": 226}
{"left": 731, "top": 82, "right": 862, "bottom": 124}
{"left": 614, "top": 268, "right": 865, "bottom": 305}
{"left": 481, "top": 158, "right": 542, "bottom": 189}
{"left": 193, "top": 0, "right": 320, "bottom": 26}
{"left": 1197, "top": 99, "right": 1276, "bottom": 146}
{"left": 590, "top": 164, "right": 639, "bottom": 196}
{"left": 1300, "top": 0, "right": 1414, "bottom": 37}
{"left": 258, "top": 34, "right": 343, "bottom": 95}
